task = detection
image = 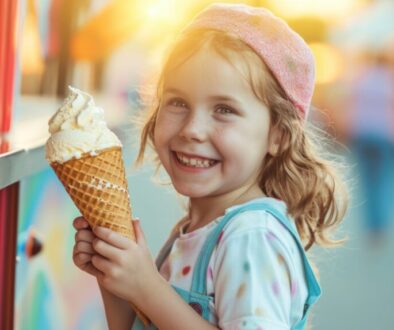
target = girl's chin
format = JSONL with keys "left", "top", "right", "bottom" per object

{"left": 173, "top": 184, "right": 213, "bottom": 199}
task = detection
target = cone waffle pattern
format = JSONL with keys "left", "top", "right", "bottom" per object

{"left": 51, "top": 147, "right": 135, "bottom": 240}
{"left": 51, "top": 147, "right": 150, "bottom": 326}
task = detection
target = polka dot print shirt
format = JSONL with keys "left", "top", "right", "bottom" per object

{"left": 158, "top": 197, "right": 309, "bottom": 330}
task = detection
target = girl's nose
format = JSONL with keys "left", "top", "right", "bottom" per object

{"left": 178, "top": 111, "right": 208, "bottom": 142}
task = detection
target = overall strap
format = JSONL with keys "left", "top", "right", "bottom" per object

{"left": 190, "top": 201, "right": 321, "bottom": 312}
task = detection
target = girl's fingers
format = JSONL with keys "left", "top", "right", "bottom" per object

{"left": 87, "top": 265, "right": 103, "bottom": 278}
{"left": 133, "top": 220, "right": 147, "bottom": 249}
{"left": 73, "top": 253, "right": 103, "bottom": 277}
{"left": 75, "top": 241, "right": 94, "bottom": 254}
{"left": 93, "top": 226, "right": 130, "bottom": 250}
{"left": 92, "top": 237, "right": 122, "bottom": 261}
{"left": 91, "top": 254, "right": 113, "bottom": 274}
{"left": 73, "top": 252, "right": 92, "bottom": 266}
{"left": 75, "top": 229, "right": 95, "bottom": 243}
{"left": 73, "top": 217, "right": 90, "bottom": 230}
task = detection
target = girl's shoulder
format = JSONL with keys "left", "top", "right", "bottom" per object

{"left": 215, "top": 197, "right": 307, "bottom": 281}
{"left": 220, "top": 197, "right": 297, "bottom": 250}
{"left": 224, "top": 196, "right": 289, "bottom": 227}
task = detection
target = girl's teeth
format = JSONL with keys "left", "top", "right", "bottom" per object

{"left": 177, "top": 153, "right": 215, "bottom": 168}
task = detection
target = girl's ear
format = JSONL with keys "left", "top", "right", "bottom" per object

{"left": 268, "top": 125, "right": 283, "bottom": 156}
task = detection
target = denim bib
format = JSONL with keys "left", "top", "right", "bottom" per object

{"left": 132, "top": 201, "right": 321, "bottom": 330}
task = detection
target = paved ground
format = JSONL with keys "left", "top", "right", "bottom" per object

{"left": 312, "top": 152, "right": 394, "bottom": 330}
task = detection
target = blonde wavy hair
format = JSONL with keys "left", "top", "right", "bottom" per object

{"left": 136, "top": 30, "right": 348, "bottom": 251}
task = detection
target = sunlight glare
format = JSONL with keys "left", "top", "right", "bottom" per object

{"left": 268, "top": 0, "right": 365, "bottom": 19}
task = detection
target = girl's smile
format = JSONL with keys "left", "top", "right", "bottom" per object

{"left": 172, "top": 151, "right": 219, "bottom": 172}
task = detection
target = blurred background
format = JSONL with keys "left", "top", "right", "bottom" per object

{"left": 0, "top": 0, "right": 393, "bottom": 329}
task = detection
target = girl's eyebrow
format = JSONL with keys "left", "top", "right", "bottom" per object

{"left": 207, "top": 95, "right": 242, "bottom": 107}
{"left": 163, "top": 87, "right": 186, "bottom": 96}
{"left": 163, "top": 87, "right": 242, "bottom": 106}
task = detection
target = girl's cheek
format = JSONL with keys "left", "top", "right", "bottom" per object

{"left": 212, "top": 127, "right": 235, "bottom": 144}
{"left": 213, "top": 126, "right": 225, "bottom": 137}
{"left": 154, "top": 120, "right": 170, "bottom": 142}
{"left": 154, "top": 111, "right": 170, "bottom": 132}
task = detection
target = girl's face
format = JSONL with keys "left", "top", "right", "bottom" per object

{"left": 154, "top": 47, "right": 277, "bottom": 200}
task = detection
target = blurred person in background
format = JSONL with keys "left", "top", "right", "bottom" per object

{"left": 346, "top": 50, "right": 394, "bottom": 243}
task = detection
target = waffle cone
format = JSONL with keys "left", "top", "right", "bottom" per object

{"left": 51, "top": 146, "right": 150, "bottom": 326}
{"left": 51, "top": 147, "right": 135, "bottom": 240}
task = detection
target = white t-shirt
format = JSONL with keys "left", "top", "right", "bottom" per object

{"left": 158, "top": 197, "right": 309, "bottom": 330}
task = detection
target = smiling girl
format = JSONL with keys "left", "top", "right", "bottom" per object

{"left": 72, "top": 3, "right": 348, "bottom": 330}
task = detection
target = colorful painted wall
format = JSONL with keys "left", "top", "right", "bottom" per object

{"left": 15, "top": 168, "right": 107, "bottom": 330}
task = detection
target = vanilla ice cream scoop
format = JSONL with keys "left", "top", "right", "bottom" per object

{"left": 46, "top": 86, "right": 121, "bottom": 163}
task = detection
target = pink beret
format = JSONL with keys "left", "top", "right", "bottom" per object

{"left": 182, "top": 3, "right": 315, "bottom": 119}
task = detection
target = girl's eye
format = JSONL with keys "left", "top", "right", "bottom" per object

{"left": 215, "top": 105, "right": 235, "bottom": 115}
{"left": 167, "top": 98, "right": 187, "bottom": 108}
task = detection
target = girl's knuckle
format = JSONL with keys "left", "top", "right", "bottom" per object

{"left": 91, "top": 254, "right": 99, "bottom": 266}
{"left": 105, "top": 230, "right": 112, "bottom": 241}
{"left": 74, "top": 254, "right": 83, "bottom": 266}
{"left": 76, "top": 254, "right": 85, "bottom": 263}
{"left": 92, "top": 238, "right": 100, "bottom": 249}
{"left": 76, "top": 241, "right": 82, "bottom": 250}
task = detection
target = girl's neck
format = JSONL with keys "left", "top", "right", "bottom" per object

{"left": 185, "top": 184, "right": 265, "bottom": 234}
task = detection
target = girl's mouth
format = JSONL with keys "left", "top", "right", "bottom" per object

{"left": 173, "top": 151, "right": 219, "bottom": 169}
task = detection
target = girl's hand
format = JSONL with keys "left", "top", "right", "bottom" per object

{"left": 72, "top": 217, "right": 102, "bottom": 277}
{"left": 91, "top": 219, "right": 159, "bottom": 303}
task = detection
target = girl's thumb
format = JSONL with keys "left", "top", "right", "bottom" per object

{"left": 133, "top": 218, "right": 147, "bottom": 247}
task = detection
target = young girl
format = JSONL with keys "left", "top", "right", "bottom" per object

{"left": 72, "top": 3, "right": 348, "bottom": 330}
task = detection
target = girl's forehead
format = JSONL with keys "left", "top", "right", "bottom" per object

{"left": 162, "top": 47, "right": 253, "bottom": 95}
{"left": 167, "top": 46, "right": 251, "bottom": 76}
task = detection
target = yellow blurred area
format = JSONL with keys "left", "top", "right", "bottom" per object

{"left": 21, "top": 0, "right": 368, "bottom": 89}
{"left": 71, "top": 0, "right": 189, "bottom": 61}
{"left": 71, "top": 0, "right": 140, "bottom": 61}
{"left": 310, "top": 43, "right": 344, "bottom": 84}
{"left": 21, "top": 5, "right": 44, "bottom": 75}
{"left": 268, "top": 0, "right": 367, "bottom": 20}
{"left": 69, "top": 0, "right": 361, "bottom": 69}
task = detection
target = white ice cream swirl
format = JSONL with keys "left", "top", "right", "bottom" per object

{"left": 45, "top": 86, "right": 121, "bottom": 163}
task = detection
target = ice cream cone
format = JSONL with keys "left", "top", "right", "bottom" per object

{"left": 46, "top": 87, "right": 150, "bottom": 326}
{"left": 51, "top": 146, "right": 150, "bottom": 326}
{"left": 51, "top": 146, "right": 134, "bottom": 239}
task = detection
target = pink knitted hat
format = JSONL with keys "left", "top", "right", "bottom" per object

{"left": 182, "top": 3, "right": 315, "bottom": 119}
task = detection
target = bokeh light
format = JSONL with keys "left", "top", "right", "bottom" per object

{"left": 310, "top": 42, "right": 345, "bottom": 84}
{"left": 268, "top": 0, "right": 367, "bottom": 20}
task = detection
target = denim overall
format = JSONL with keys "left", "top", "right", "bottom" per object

{"left": 132, "top": 201, "right": 321, "bottom": 330}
